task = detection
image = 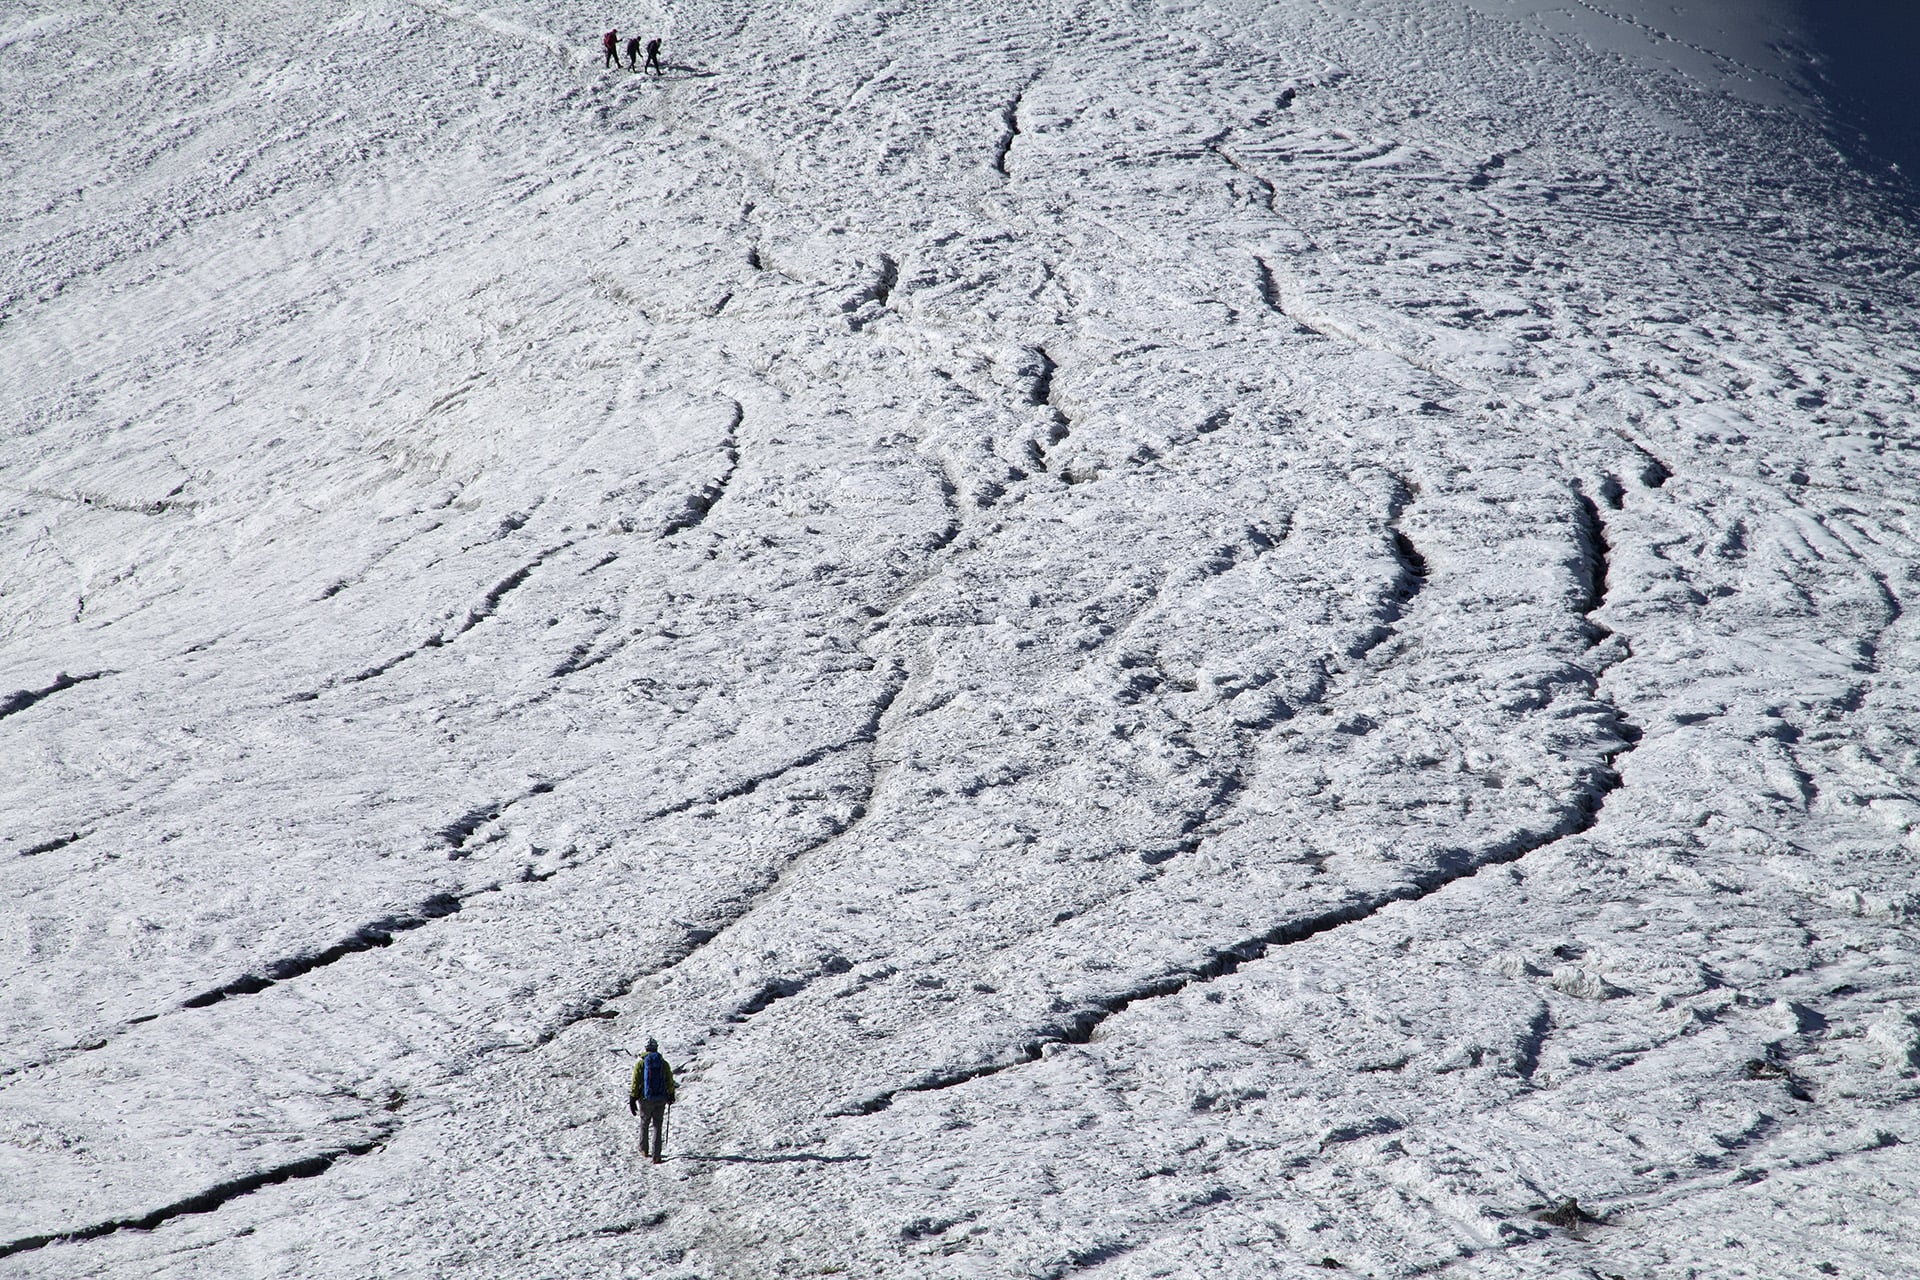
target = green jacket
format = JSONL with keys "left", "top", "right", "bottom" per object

{"left": 631, "top": 1052, "right": 677, "bottom": 1103}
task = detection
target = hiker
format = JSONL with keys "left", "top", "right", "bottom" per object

{"left": 644, "top": 36, "right": 663, "bottom": 76}
{"left": 602, "top": 28, "right": 618, "bottom": 69}
{"left": 625, "top": 35, "right": 641, "bottom": 70}
{"left": 628, "top": 1037, "right": 678, "bottom": 1163}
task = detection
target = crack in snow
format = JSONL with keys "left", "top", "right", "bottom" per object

{"left": 1511, "top": 1006, "right": 1554, "bottom": 1082}
{"left": 842, "top": 781, "right": 1626, "bottom": 1116}
{"left": 1210, "top": 135, "right": 1278, "bottom": 214}
{"left": 17, "top": 485, "right": 192, "bottom": 517}
{"left": 659, "top": 400, "right": 742, "bottom": 538}
{"left": 442, "top": 778, "right": 560, "bottom": 856}
{"left": 1248, "top": 253, "right": 1490, "bottom": 396}
{"left": 0, "top": 1125, "right": 398, "bottom": 1260}
{"left": 313, "top": 519, "right": 449, "bottom": 604}
{"left": 1106, "top": 522, "right": 1305, "bottom": 866}
{"left": 845, "top": 255, "right": 899, "bottom": 330}
{"left": 180, "top": 893, "right": 466, "bottom": 1009}
{"left": 629, "top": 664, "right": 910, "bottom": 974}
{"left": 158, "top": 720, "right": 898, "bottom": 1030}
{"left": 290, "top": 541, "right": 574, "bottom": 701}
{"left": 990, "top": 79, "right": 1035, "bottom": 177}
{"left": 522, "top": 669, "right": 911, "bottom": 1050}
{"left": 0, "top": 669, "right": 111, "bottom": 722}
{"left": 15, "top": 829, "right": 86, "bottom": 858}
{"left": 1026, "top": 345, "right": 1073, "bottom": 471}
{"left": 153, "top": 685, "right": 917, "bottom": 1065}
{"left": 1571, "top": 486, "right": 1614, "bottom": 644}
{"left": 446, "top": 546, "right": 565, "bottom": 638}
{"left": 845, "top": 489, "right": 1642, "bottom": 1115}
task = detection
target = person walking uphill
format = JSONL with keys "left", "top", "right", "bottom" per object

{"left": 628, "top": 1038, "right": 677, "bottom": 1162}
{"left": 644, "top": 36, "right": 663, "bottom": 76}
{"left": 602, "top": 28, "right": 618, "bottom": 69}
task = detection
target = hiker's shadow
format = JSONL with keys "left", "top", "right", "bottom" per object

{"left": 677, "top": 1152, "right": 870, "bottom": 1165}
{"left": 658, "top": 64, "right": 718, "bottom": 80}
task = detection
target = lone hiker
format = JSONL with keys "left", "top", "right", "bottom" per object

{"left": 644, "top": 36, "right": 663, "bottom": 76}
{"left": 602, "top": 28, "right": 618, "bottom": 69}
{"left": 625, "top": 35, "right": 641, "bottom": 70}
{"left": 629, "top": 1037, "right": 677, "bottom": 1163}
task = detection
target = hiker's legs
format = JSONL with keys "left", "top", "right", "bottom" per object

{"left": 640, "top": 1101, "right": 665, "bottom": 1160}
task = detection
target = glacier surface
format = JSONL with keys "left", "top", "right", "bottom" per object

{"left": 3, "top": 0, "right": 1918, "bottom": 1276}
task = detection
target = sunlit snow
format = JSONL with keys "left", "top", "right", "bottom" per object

{"left": 3, "top": 0, "right": 1918, "bottom": 1276}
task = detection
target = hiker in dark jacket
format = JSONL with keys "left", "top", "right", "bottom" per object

{"left": 644, "top": 36, "right": 663, "bottom": 75}
{"left": 625, "top": 36, "right": 642, "bottom": 70}
{"left": 628, "top": 1038, "right": 678, "bottom": 1162}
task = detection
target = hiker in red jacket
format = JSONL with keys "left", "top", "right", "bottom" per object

{"left": 602, "top": 28, "right": 618, "bottom": 69}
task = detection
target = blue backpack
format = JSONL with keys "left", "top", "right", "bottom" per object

{"left": 640, "top": 1052, "right": 673, "bottom": 1100}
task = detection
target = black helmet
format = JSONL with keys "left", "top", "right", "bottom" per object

{"left": 645, "top": 1038, "right": 658, "bottom": 1053}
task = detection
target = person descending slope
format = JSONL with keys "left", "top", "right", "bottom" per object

{"left": 602, "top": 28, "right": 618, "bottom": 69}
{"left": 628, "top": 1038, "right": 677, "bottom": 1163}
{"left": 644, "top": 36, "right": 663, "bottom": 76}
{"left": 625, "top": 35, "right": 642, "bottom": 70}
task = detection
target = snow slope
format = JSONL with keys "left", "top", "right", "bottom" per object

{"left": 3, "top": 0, "right": 1917, "bottom": 1276}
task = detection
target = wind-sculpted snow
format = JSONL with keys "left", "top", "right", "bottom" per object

{"left": 2, "top": 0, "right": 1918, "bottom": 1276}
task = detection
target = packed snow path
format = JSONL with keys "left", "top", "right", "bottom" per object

{"left": 3, "top": 0, "right": 1918, "bottom": 1276}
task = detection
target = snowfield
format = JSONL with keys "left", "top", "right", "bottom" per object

{"left": 3, "top": 0, "right": 1918, "bottom": 1276}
